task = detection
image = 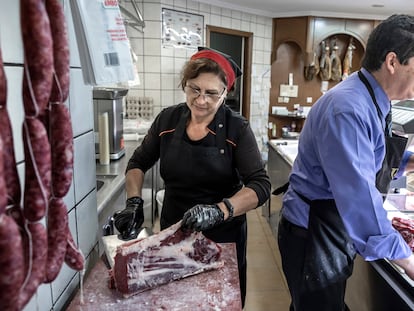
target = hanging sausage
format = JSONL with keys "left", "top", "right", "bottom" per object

{"left": 304, "top": 51, "right": 320, "bottom": 81}
{"left": 0, "top": 0, "right": 84, "bottom": 309}
{"left": 330, "top": 39, "right": 342, "bottom": 82}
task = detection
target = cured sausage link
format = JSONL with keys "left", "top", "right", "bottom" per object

{"left": 18, "top": 222, "right": 48, "bottom": 309}
{"left": 0, "top": 214, "right": 24, "bottom": 311}
{"left": 45, "top": 197, "right": 69, "bottom": 283}
{"left": 45, "top": 0, "right": 70, "bottom": 103}
{"left": 0, "top": 138, "right": 24, "bottom": 311}
{"left": 22, "top": 118, "right": 51, "bottom": 222}
{"left": 0, "top": 134, "right": 7, "bottom": 214}
{"left": 65, "top": 227, "right": 85, "bottom": 271}
{"left": 50, "top": 103, "right": 73, "bottom": 198}
{"left": 21, "top": 0, "right": 54, "bottom": 116}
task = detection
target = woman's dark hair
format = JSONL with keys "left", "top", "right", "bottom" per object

{"left": 180, "top": 58, "right": 229, "bottom": 91}
{"left": 362, "top": 14, "right": 414, "bottom": 71}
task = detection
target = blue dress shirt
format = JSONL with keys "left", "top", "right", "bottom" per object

{"left": 282, "top": 68, "right": 412, "bottom": 261}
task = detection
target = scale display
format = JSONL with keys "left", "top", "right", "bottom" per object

{"left": 392, "top": 100, "right": 414, "bottom": 134}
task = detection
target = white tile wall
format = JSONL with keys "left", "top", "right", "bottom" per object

{"left": 0, "top": 1, "right": 23, "bottom": 64}
{"left": 64, "top": 0, "right": 81, "bottom": 68}
{"left": 126, "top": 0, "right": 273, "bottom": 153}
{"left": 69, "top": 69, "right": 94, "bottom": 136}
{"left": 0, "top": 1, "right": 100, "bottom": 310}
{"left": 77, "top": 190, "right": 99, "bottom": 256}
{"left": 4, "top": 66, "right": 25, "bottom": 162}
{"left": 144, "top": 2, "right": 162, "bottom": 20}
{"left": 73, "top": 131, "right": 96, "bottom": 203}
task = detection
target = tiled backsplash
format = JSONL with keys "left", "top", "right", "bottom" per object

{"left": 125, "top": 0, "right": 273, "bottom": 154}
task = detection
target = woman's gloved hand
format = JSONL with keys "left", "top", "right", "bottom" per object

{"left": 114, "top": 196, "right": 144, "bottom": 240}
{"left": 181, "top": 204, "right": 224, "bottom": 231}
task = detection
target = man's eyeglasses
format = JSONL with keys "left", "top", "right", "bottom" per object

{"left": 184, "top": 85, "right": 226, "bottom": 104}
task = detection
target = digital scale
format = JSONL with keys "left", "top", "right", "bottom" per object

{"left": 392, "top": 100, "right": 414, "bottom": 134}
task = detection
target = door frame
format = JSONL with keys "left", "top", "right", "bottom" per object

{"left": 206, "top": 25, "right": 253, "bottom": 120}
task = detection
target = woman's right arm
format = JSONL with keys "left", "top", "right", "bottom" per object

{"left": 125, "top": 168, "right": 145, "bottom": 199}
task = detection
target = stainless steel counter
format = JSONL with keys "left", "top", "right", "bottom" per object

{"left": 95, "top": 141, "right": 136, "bottom": 214}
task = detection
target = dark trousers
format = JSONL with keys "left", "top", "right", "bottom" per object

{"left": 277, "top": 216, "right": 349, "bottom": 311}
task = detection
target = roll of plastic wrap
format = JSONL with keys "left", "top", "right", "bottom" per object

{"left": 99, "top": 112, "right": 110, "bottom": 165}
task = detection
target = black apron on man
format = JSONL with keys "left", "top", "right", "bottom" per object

{"left": 358, "top": 71, "right": 408, "bottom": 194}
{"left": 158, "top": 107, "right": 248, "bottom": 306}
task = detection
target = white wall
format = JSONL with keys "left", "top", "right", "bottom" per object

{"left": 124, "top": 0, "right": 273, "bottom": 157}
{"left": 0, "top": 1, "right": 99, "bottom": 310}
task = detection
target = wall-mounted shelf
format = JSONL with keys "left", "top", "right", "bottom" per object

{"left": 268, "top": 114, "right": 306, "bottom": 138}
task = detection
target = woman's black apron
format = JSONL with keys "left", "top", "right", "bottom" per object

{"left": 291, "top": 72, "right": 407, "bottom": 291}
{"left": 159, "top": 107, "right": 248, "bottom": 303}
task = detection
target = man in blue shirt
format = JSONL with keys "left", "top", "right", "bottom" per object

{"left": 278, "top": 14, "right": 414, "bottom": 311}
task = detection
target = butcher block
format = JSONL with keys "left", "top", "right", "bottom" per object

{"left": 65, "top": 243, "right": 242, "bottom": 311}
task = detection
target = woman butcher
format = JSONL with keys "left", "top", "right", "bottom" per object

{"left": 113, "top": 47, "right": 271, "bottom": 307}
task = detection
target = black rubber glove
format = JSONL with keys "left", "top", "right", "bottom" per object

{"left": 181, "top": 204, "right": 224, "bottom": 231}
{"left": 114, "top": 196, "right": 144, "bottom": 240}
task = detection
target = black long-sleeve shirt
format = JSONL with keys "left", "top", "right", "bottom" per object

{"left": 127, "top": 103, "right": 271, "bottom": 208}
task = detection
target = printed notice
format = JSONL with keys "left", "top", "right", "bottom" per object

{"left": 162, "top": 8, "right": 203, "bottom": 48}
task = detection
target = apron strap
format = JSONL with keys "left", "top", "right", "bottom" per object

{"left": 357, "top": 71, "right": 392, "bottom": 136}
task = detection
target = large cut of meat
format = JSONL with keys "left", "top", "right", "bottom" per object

{"left": 112, "top": 221, "right": 224, "bottom": 297}
{"left": 392, "top": 217, "right": 414, "bottom": 251}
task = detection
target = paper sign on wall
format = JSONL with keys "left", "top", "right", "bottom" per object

{"left": 70, "top": 0, "right": 135, "bottom": 85}
{"left": 162, "top": 8, "right": 203, "bottom": 49}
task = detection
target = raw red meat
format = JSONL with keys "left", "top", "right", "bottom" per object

{"left": 112, "top": 221, "right": 224, "bottom": 297}
{"left": 392, "top": 217, "right": 414, "bottom": 251}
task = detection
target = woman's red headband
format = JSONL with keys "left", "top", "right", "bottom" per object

{"left": 190, "top": 50, "right": 236, "bottom": 90}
